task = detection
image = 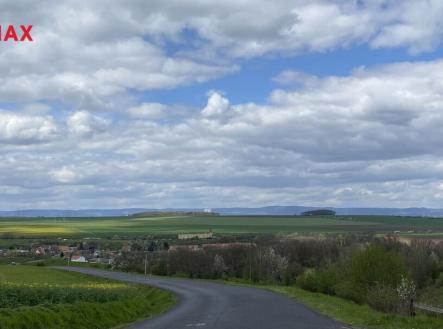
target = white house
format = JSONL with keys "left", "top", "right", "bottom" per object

{"left": 71, "top": 255, "right": 87, "bottom": 263}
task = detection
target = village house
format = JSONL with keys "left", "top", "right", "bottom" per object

{"left": 57, "top": 245, "right": 71, "bottom": 254}
{"left": 71, "top": 255, "right": 87, "bottom": 263}
{"left": 168, "top": 244, "right": 201, "bottom": 252}
{"left": 34, "top": 246, "right": 46, "bottom": 256}
{"left": 202, "top": 242, "right": 256, "bottom": 250}
{"left": 178, "top": 230, "right": 213, "bottom": 240}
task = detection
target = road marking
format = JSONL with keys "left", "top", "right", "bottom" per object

{"left": 185, "top": 323, "right": 206, "bottom": 327}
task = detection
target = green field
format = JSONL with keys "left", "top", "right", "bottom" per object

{"left": 0, "top": 265, "right": 175, "bottom": 329}
{"left": 1, "top": 215, "right": 443, "bottom": 238}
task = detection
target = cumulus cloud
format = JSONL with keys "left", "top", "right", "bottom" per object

{"left": 201, "top": 91, "right": 232, "bottom": 118}
{"left": 0, "top": 2, "right": 237, "bottom": 107}
{"left": 1, "top": 1, "right": 443, "bottom": 106}
{"left": 0, "top": 112, "right": 57, "bottom": 144}
{"left": 1, "top": 59, "right": 443, "bottom": 208}
{"left": 2, "top": 1, "right": 443, "bottom": 209}
{"left": 67, "top": 111, "right": 111, "bottom": 137}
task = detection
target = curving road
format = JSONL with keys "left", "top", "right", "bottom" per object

{"left": 60, "top": 267, "right": 345, "bottom": 329}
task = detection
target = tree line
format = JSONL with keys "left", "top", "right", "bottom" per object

{"left": 113, "top": 235, "right": 443, "bottom": 316}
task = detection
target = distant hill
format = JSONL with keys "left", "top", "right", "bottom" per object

{"left": 130, "top": 211, "right": 219, "bottom": 217}
{"left": 213, "top": 206, "right": 443, "bottom": 217}
{"left": 0, "top": 208, "right": 148, "bottom": 217}
{"left": 301, "top": 209, "right": 336, "bottom": 216}
{"left": 0, "top": 206, "right": 443, "bottom": 218}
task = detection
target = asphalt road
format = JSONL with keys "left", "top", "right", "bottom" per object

{"left": 60, "top": 267, "right": 345, "bottom": 329}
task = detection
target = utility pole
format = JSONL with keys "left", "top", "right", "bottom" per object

{"left": 249, "top": 240, "right": 252, "bottom": 282}
{"left": 144, "top": 252, "right": 148, "bottom": 276}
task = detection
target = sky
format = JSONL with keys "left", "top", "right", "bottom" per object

{"left": 1, "top": 0, "right": 443, "bottom": 210}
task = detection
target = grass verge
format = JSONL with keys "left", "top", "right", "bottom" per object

{"left": 222, "top": 279, "right": 443, "bottom": 329}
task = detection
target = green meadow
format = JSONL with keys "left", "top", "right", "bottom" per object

{"left": 0, "top": 215, "right": 443, "bottom": 238}
{"left": 0, "top": 265, "right": 175, "bottom": 329}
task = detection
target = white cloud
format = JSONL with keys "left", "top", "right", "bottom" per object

{"left": 67, "top": 111, "right": 111, "bottom": 137}
{"left": 370, "top": 0, "right": 443, "bottom": 54}
{"left": 50, "top": 166, "right": 77, "bottom": 184}
{"left": 128, "top": 103, "right": 166, "bottom": 120}
{"left": 201, "top": 91, "right": 232, "bottom": 118}
{"left": 1, "top": 2, "right": 443, "bottom": 208}
{"left": 3, "top": 58, "right": 443, "bottom": 208}
{"left": 1, "top": 1, "right": 443, "bottom": 107}
{"left": 0, "top": 112, "right": 57, "bottom": 144}
{"left": 1, "top": 59, "right": 442, "bottom": 208}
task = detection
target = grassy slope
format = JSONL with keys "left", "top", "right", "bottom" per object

{"left": 259, "top": 285, "right": 443, "bottom": 329}
{"left": 0, "top": 265, "right": 175, "bottom": 329}
{"left": 1, "top": 215, "right": 443, "bottom": 237}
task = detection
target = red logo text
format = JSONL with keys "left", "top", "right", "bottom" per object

{"left": 0, "top": 25, "right": 33, "bottom": 42}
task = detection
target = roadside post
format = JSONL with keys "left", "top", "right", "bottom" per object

{"left": 144, "top": 251, "right": 148, "bottom": 276}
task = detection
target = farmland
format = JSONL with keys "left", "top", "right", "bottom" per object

{"left": 0, "top": 215, "right": 443, "bottom": 238}
{"left": 0, "top": 265, "right": 175, "bottom": 329}
{"left": 1, "top": 215, "right": 443, "bottom": 329}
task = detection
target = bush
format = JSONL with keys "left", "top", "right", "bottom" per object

{"left": 316, "top": 266, "right": 341, "bottom": 295}
{"left": 333, "top": 280, "right": 366, "bottom": 304}
{"left": 366, "top": 283, "right": 400, "bottom": 313}
{"left": 283, "top": 262, "right": 303, "bottom": 286}
{"left": 331, "top": 245, "right": 407, "bottom": 305}
{"left": 435, "top": 272, "right": 443, "bottom": 287}
{"left": 296, "top": 266, "right": 341, "bottom": 295}
{"left": 349, "top": 245, "right": 406, "bottom": 293}
{"left": 297, "top": 245, "right": 408, "bottom": 308}
{"left": 406, "top": 240, "right": 435, "bottom": 288}
{"left": 296, "top": 270, "right": 323, "bottom": 292}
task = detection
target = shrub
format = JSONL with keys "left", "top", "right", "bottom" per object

{"left": 435, "top": 272, "right": 443, "bottom": 287}
{"left": 366, "top": 283, "right": 400, "bottom": 313}
{"left": 297, "top": 245, "right": 408, "bottom": 307}
{"left": 406, "top": 240, "right": 435, "bottom": 288}
{"left": 296, "top": 270, "right": 319, "bottom": 292}
{"left": 333, "top": 280, "right": 366, "bottom": 304}
{"left": 349, "top": 245, "right": 406, "bottom": 293}
{"left": 316, "top": 266, "right": 341, "bottom": 295}
{"left": 283, "top": 262, "right": 303, "bottom": 286}
{"left": 296, "top": 266, "right": 341, "bottom": 295}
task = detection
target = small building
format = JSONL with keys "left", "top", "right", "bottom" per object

{"left": 71, "top": 255, "right": 87, "bottom": 263}
{"left": 13, "top": 249, "right": 30, "bottom": 255}
{"left": 168, "top": 245, "right": 201, "bottom": 252}
{"left": 35, "top": 247, "right": 46, "bottom": 255}
{"left": 202, "top": 242, "right": 255, "bottom": 250}
{"left": 178, "top": 230, "right": 213, "bottom": 240}
{"left": 89, "top": 257, "right": 112, "bottom": 265}
{"left": 58, "top": 245, "right": 71, "bottom": 253}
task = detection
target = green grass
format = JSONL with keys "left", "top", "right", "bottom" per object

{"left": 224, "top": 281, "right": 443, "bottom": 329}
{"left": 0, "top": 265, "right": 175, "bottom": 329}
{"left": 1, "top": 215, "right": 443, "bottom": 238}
